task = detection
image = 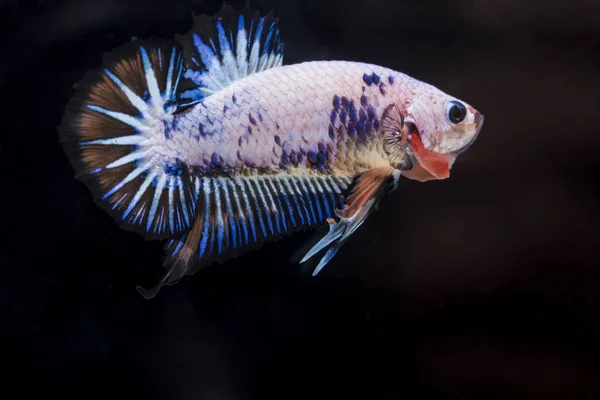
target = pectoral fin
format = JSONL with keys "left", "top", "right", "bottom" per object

{"left": 299, "top": 167, "right": 401, "bottom": 275}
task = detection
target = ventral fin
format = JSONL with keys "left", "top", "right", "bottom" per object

{"left": 300, "top": 166, "right": 400, "bottom": 275}
{"left": 176, "top": 2, "right": 284, "bottom": 106}
{"left": 59, "top": 41, "right": 196, "bottom": 239}
{"left": 136, "top": 174, "right": 353, "bottom": 298}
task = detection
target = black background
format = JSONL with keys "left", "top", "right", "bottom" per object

{"left": 2, "top": 0, "right": 600, "bottom": 398}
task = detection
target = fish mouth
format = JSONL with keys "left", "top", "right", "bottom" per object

{"left": 456, "top": 112, "right": 484, "bottom": 154}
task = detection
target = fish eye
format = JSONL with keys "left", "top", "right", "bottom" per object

{"left": 446, "top": 101, "right": 467, "bottom": 124}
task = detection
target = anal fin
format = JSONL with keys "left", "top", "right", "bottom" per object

{"left": 136, "top": 174, "right": 352, "bottom": 298}
{"left": 299, "top": 166, "right": 401, "bottom": 275}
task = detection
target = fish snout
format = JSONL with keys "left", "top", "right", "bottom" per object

{"left": 473, "top": 110, "right": 484, "bottom": 133}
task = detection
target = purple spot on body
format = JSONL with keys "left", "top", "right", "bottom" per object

{"left": 362, "top": 86, "right": 366, "bottom": 92}
{"left": 223, "top": 104, "right": 229, "bottom": 113}
{"left": 379, "top": 83, "right": 386, "bottom": 95}
{"left": 238, "top": 136, "right": 243, "bottom": 146}
{"left": 232, "top": 94, "right": 237, "bottom": 103}
{"left": 340, "top": 109, "right": 347, "bottom": 124}
{"left": 349, "top": 103, "right": 359, "bottom": 124}
{"left": 318, "top": 152, "right": 327, "bottom": 164}
{"left": 248, "top": 126, "right": 253, "bottom": 135}
{"left": 307, "top": 151, "right": 317, "bottom": 164}
{"left": 290, "top": 152, "right": 298, "bottom": 164}
{"left": 249, "top": 113, "right": 257, "bottom": 125}
{"left": 258, "top": 113, "right": 264, "bottom": 122}
{"left": 276, "top": 122, "right": 280, "bottom": 130}
{"left": 367, "top": 105, "right": 377, "bottom": 121}
{"left": 362, "top": 73, "right": 373, "bottom": 85}
{"left": 347, "top": 124, "right": 356, "bottom": 138}
{"left": 318, "top": 142, "right": 327, "bottom": 154}
{"left": 359, "top": 108, "right": 367, "bottom": 121}
{"left": 199, "top": 125, "right": 207, "bottom": 137}
{"left": 357, "top": 120, "right": 366, "bottom": 136}
{"left": 330, "top": 109, "right": 337, "bottom": 125}
{"left": 372, "top": 73, "right": 380, "bottom": 85}
{"left": 297, "top": 153, "right": 304, "bottom": 163}
{"left": 282, "top": 142, "right": 292, "bottom": 156}
{"left": 360, "top": 95, "right": 368, "bottom": 107}
{"left": 281, "top": 153, "right": 290, "bottom": 166}
{"left": 374, "top": 119, "right": 380, "bottom": 131}
{"left": 274, "top": 135, "right": 281, "bottom": 146}
{"left": 333, "top": 95, "right": 341, "bottom": 110}
{"left": 328, "top": 125, "right": 335, "bottom": 140}
{"left": 237, "top": 150, "right": 243, "bottom": 161}
{"left": 341, "top": 96, "right": 351, "bottom": 110}
{"left": 388, "top": 75, "right": 395, "bottom": 85}
{"left": 366, "top": 120, "right": 373, "bottom": 134}
{"left": 211, "top": 152, "right": 220, "bottom": 166}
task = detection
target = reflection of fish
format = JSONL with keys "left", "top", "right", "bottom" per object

{"left": 59, "top": 4, "right": 484, "bottom": 298}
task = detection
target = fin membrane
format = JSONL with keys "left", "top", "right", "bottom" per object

{"left": 300, "top": 167, "right": 401, "bottom": 275}
{"left": 136, "top": 173, "right": 353, "bottom": 299}
{"left": 176, "top": 3, "right": 284, "bottom": 106}
{"left": 59, "top": 41, "right": 196, "bottom": 239}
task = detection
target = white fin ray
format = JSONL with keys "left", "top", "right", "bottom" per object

{"left": 147, "top": 172, "right": 168, "bottom": 231}
{"left": 80, "top": 133, "right": 146, "bottom": 146}
{"left": 85, "top": 105, "right": 149, "bottom": 132}
{"left": 104, "top": 70, "right": 149, "bottom": 114}
{"left": 140, "top": 47, "right": 163, "bottom": 109}
{"left": 105, "top": 149, "right": 151, "bottom": 169}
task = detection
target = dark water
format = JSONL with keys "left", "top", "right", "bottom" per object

{"left": 2, "top": 0, "right": 599, "bottom": 398}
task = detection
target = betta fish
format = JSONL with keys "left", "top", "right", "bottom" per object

{"left": 59, "top": 4, "right": 484, "bottom": 298}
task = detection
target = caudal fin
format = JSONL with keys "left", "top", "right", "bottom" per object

{"left": 59, "top": 41, "right": 197, "bottom": 239}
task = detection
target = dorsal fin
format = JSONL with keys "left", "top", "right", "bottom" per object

{"left": 175, "top": 3, "right": 284, "bottom": 106}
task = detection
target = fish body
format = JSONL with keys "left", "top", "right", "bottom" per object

{"left": 167, "top": 61, "right": 397, "bottom": 176}
{"left": 59, "top": 4, "right": 484, "bottom": 298}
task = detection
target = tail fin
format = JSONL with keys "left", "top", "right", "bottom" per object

{"left": 59, "top": 41, "right": 197, "bottom": 239}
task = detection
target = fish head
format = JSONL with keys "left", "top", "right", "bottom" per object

{"left": 400, "top": 84, "right": 484, "bottom": 182}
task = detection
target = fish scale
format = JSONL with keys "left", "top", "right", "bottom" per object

{"left": 59, "top": 3, "right": 483, "bottom": 298}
